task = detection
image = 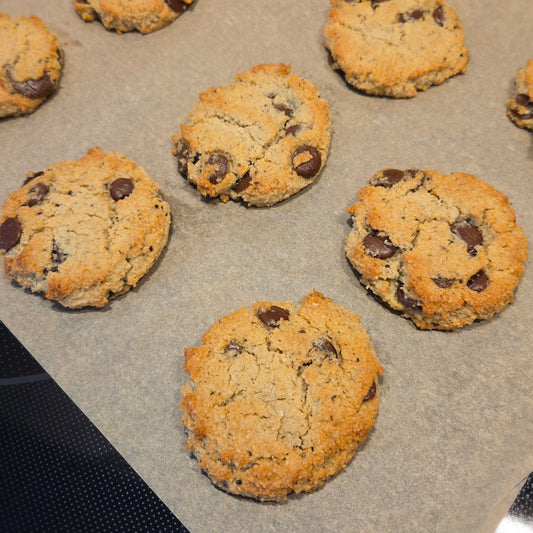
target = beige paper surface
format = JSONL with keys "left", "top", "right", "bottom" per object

{"left": 1, "top": 1, "right": 532, "bottom": 531}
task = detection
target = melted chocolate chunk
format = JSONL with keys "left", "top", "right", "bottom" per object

{"left": 399, "top": 9, "right": 425, "bottom": 22}
{"left": 292, "top": 145, "right": 322, "bottom": 178}
{"left": 509, "top": 108, "right": 533, "bottom": 121}
{"left": 371, "top": 0, "right": 389, "bottom": 8}
{"left": 432, "top": 6, "right": 445, "bottom": 25}
{"left": 274, "top": 104, "right": 293, "bottom": 116}
{"left": 0, "top": 218, "right": 22, "bottom": 251}
{"left": 110, "top": 178, "right": 134, "bottom": 201}
{"left": 164, "top": 0, "right": 188, "bottom": 13}
{"left": 516, "top": 94, "right": 533, "bottom": 108}
{"left": 224, "top": 342, "right": 243, "bottom": 354}
{"left": 232, "top": 172, "right": 252, "bottom": 193}
{"left": 432, "top": 277, "right": 453, "bottom": 288}
{"left": 363, "top": 382, "right": 376, "bottom": 401}
{"left": 10, "top": 72, "right": 56, "bottom": 99}
{"left": 285, "top": 124, "right": 301, "bottom": 137}
{"left": 206, "top": 153, "right": 229, "bottom": 184}
{"left": 313, "top": 339, "right": 338, "bottom": 358}
{"left": 175, "top": 139, "right": 190, "bottom": 177}
{"left": 51, "top": 241, "right": 67, "bottom": 270}
{"left": 397, "top": 285, "right": 421, "bottom": 309}
{"left": 363, "top": 230, "right": 398, "bottom": 259}
{"left": 451, "top": 221, "right": 483, "bottom": 255}
{"left": 467, "top": 271, "right": 489, "bottom": 292}
{"left": 376, "top": 169, "right": 404, "bottom": 187}
{"left": 27, "top": 183, "right": 49, "bottom": 207}
{"left": 23, "top": 171, "right": 44, "bottom": 185}
{"left": 257, "top": 306, "right": 290, "bottom": 327}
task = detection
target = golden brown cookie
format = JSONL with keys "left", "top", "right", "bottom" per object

{"left": 323, "top": 0, "right": 468, "bottom": 98}
{"left": 180, "top": 290, "right": 383, "bottom": 502}
{"left": 0, "top": 13, "right": 63, "bottom": 118}
{"left": 72, "top": 0, "right": 195, "bottom": 34}
{"left": 172, "top": 64, "right": 332, "bottom": 207}
{"left": 0, "top": 148, "right": 171, "bottom": 308}
{"left": 345, "top": 169, "right": 528, "bottom": 330}
{"left": 507, "top": 59, "right": 533, "bottom": 131}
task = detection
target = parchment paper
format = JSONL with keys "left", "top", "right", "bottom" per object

{"left": 1, "top": 1, "right": 532, "bottom": 531}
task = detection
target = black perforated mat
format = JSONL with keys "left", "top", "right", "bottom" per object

{"left": 0, "top": 320, "right": 189, "bottom": 533}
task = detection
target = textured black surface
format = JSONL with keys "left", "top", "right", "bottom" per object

{"left": 0, "top": 320, "right": 189, "bottom": 533}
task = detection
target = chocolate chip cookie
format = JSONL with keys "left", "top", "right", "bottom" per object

{"left": 172, "top": 63, "right": 332, "bottom": 207}
{"left": 0, "top": 148, "right": 171, "bottom": 308}
{"left": 507, "top": 59, "right": 533, "bottom": 131}
{"left": 72, "top": 0, "right": 195, "bottom": 34}
{"left": 345, "top": 169, "right": 527, "bottom": 330}
{"left": 323, "top": 0, "right": 468, "bottom": 98}
{"left": 180, "top": 290, "right": 383, "bottom": 502}
{"left": 0, "top": 14, "right": 63, "bottom": 118}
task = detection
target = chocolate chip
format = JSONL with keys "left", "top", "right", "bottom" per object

{"left": 371, "top": 0, "right": 389, "bottom": 8}
{"left": 110, "top": 178, "right": 134, "bottom": 201}
{"left": 432, "top": 6, "right": 445, "bottom": 25}
{"left": 175, "top": 139, "right": 190, "bottom": 177}
{"left": 0, "top": 218, "right": 22, "bottom": 251}
{"left": 9, "top": 72, "right": 56, "bottom": 99}
{"left": 363, "top": 230, "right": 398, "bottom": 259}
{"left": 313, "top": 339, "right": 337, "bottom": 358}
{"left": 164, "top": 0, "right": 188, "bottom": 13}
{"left": 206, "top": 153, "right": 229, "bottom": 184}
{"left": 399, "top": 9, "right": 425, "bottom": 22}
{"left": 224, "top": 342, "right": 242, "bottom": 354}
{"left": 451, "top": 221, "right": 483, "bottom": 255}
{"left": 232, "top": 172, "right": 252, "bottom": 193}
{"left": 363, "top": 382, "right": 376, "bottom": 401}
{"left": 467, "top": 271, "right": 489, "bottom": 292}
{"left": 257, "top": 305, "right": 290, "bottom": 327}
{"left": 516, "top": 94, "right": 533, "bottom": 108}
{"left": 285, "top": 124, "right": 301, "bottom": 137}
{"left": 432, "top": 277, "right": 453, "bottom": 288}
{"left": 23, "top": 171, "right": 44, "bottom": 185}
{"left": 376, "top": 169, "right": 404, "bottom": 187}
{"left": 397, "top": 285, "right": 421, "bottom": 309}
{"left": 27, "top": 183, "right": 49, "bottom": 207}
{"left": 292, "top": 145, "right": 322, "bottom": 178}
{"left": 51, "top": 241, "right": 67, "bottom": 269}
{"left": 274, "top": 104, "right": 292, "bottom": 116}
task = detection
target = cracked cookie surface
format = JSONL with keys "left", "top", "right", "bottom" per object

{"left": 323, "top": 0, "right": 468, "bottom": 98}
{"left": 0, "top": 147, "right": 171, "bottom": 308}
{"left": 345, "top": 169, "right": 528, "bottom": 330}
{"left": 507, "top": 59, "right": 533, "bottom": 131}
{"left": 172, "top": 63, "right": 332, "bottom": 207}
{"left": 0, "top": 13, "right": 63, "bottom": 118}
{"left": 180, "top": 290, "right": 383, "bottom": 502}
{"left": 72, "top": 0, "right": 195, "bottom": 34}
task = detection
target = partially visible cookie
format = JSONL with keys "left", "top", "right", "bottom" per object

{"left": 0, "top": 148, "right": 171, "bottom": 308}
{"left": 507, "top": 59, "right": 533, "bottom": 131}
{"left": 345, "top": 169, "right": 527, "bottom": 330}
{"left": 323, "top": 0, "right": 468, "bottom": 98}
{"left": 72, "top": 0, "right": 195, "bottom": 34}
{"left": 0, "top": 14, "right": 63, "bottom": 118}
{"left": 180, "top": 290, "right": 383, "bottom": 502}
{"left": 172, "top": 63, "right": 332, "bottom": 207}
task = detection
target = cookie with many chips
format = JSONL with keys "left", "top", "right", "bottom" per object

{"left": 0, "top": 13, "right": 63, "bottom": 118}
{"left": 0, "top": 148, "right": 171, "bottom": 308}
{"left": 323, "top": 0, "right": 468, "bottom": 98}
{"left": 507, "top": 59, "right": 533, "bottom": 131}
{"left": 180, "top": 290, "right": 383, "bottom": 502}
{"left": 72, "top": 0, "right": 195, "bottom": 34}
{"left": 172, "top": 63, "right": 332, "bottom": 207}
{"left": 345, "top": 169, "right": 527, "bottom": 330}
